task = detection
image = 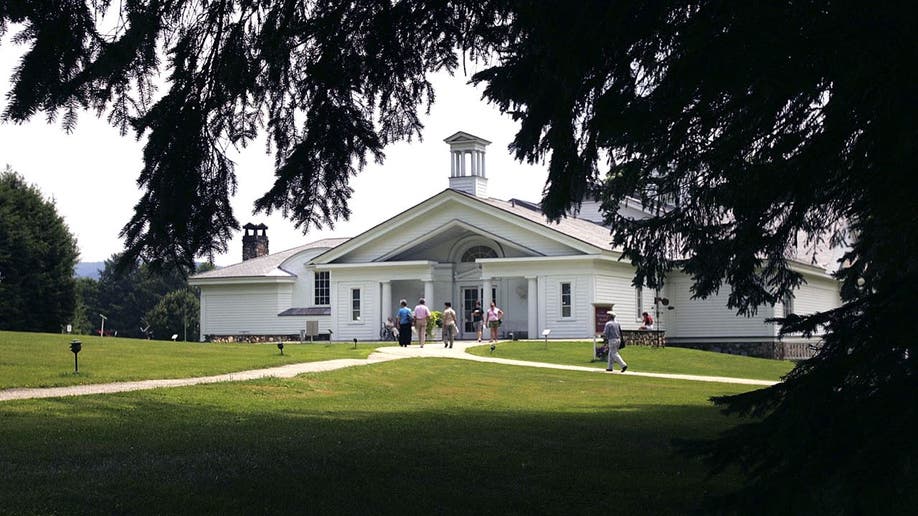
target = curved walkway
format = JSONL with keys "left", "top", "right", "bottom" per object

{"left": 0, "top": 341, "right": 775, "bottom": 402}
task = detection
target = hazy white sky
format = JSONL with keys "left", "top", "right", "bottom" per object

{"left": 0, "top": 37, "right": 549, "bottom": 266}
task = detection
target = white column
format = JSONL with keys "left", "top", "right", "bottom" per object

{"left": 199, "top": 291, "right": 207, "bottom": 341}
{"left": 381, "top": 281, "right": 392, "bottom": 323}
{"left": 450, "top": 152, "right": 455, "bottom": 177}
{"left": 471, "top": 149, "right": 478, "bottom": 176}
{"left": 424, "top": 280, "right": 434, "bottom": 306}
{"left": 482, "top": 278, "right": 493, "bottom": 309}
{"left": 480, "top": 151, "right": 486, "bottom": 178}
{"left": 460, "top": 150, "right": 466, "bottom": 176}
{"left": 527, "top": 276, "right": 538, "bottom": 339}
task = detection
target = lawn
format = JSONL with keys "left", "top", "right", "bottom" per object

{"left": 0, "top": 331, "right": 377, "bottom": 389}
{"left": 466, "top": 340, "right": 795, "bottom": 381}
{"left": 0, "top": 359, "right": 755, "bottom": 515}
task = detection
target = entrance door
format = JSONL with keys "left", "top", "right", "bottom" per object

{"left": 460, "top": 286, "right": 498, "bottom": 339}
{"left": 461, "top": 287, "right": 480, "bottom": 340}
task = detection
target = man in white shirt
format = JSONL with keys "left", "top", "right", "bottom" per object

{"left": 413, "top": 298, "right": 431, "bottom": 348}
{"left": 602, "top": 311, "right": 628, "bottom": 373}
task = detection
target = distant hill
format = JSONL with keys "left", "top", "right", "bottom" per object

{"left": 74, "top": 262, "right": 104, "bottom": 279}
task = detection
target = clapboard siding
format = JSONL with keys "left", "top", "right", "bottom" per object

{"left": 666, "top": 272, "right": 777, "bottom": 338}
{"left": 540, "top": 274, "right": 593, "bottom": 338}
{"left": 340, "top": 202, "right": 578, "bottom": 262}
{"left": 281, "top": 248, "right": 329, "bottom": 306}
{"left": 593, "top": 274, "right": 649, "bottom": 331}
{"left": 202, "top": 284, "right": 299, "bottom": 335}
{"left": 333, "top": 280, "right": 379, "bottom": 341}
{"left": 790, "top": 275, "right": 842, "bottom": 316}
{"left": 776, "top": 274, "right": 842, "bottom": 338}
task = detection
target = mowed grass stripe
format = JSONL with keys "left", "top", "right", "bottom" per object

{"left": 0, "top": 359, "right": 753, "bottom": 515}
{"left": 0, "top": 331, "right": 376, "bottom": 389}
{"left": 467, "top": 340, "right": 795, "bottom": 381}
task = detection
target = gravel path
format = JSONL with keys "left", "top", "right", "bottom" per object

{"left": 0, "top": 341, "right": 775, "bottom": 402}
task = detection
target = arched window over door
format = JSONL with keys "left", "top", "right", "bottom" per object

{"left": 461, "top": 245, "right": 498, "bottom": 262}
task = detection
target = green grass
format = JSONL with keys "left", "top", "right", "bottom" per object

{"left": 0, "top": 331, "right": 377, "bottom": 389}
{"left": 467, "top": 340, "right": 795, "bottom": 380}
{"left": 0, "top": 359, "right": 755, "bottom": 515}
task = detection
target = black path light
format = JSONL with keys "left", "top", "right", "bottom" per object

{"left": 69, "top": 339, "right": 82, "bottom": 373}
{"left": 353, "top": 337, "right": 358, "bottom": 349}
{"left": 277, "top": 342, "right": 285, "bottom": 355}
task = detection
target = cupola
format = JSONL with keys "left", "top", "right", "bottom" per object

{"left": 444, "top": 131, "right": 491, "bottom": 197}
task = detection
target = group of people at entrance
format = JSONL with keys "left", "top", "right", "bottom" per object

{"left": 472, "top": 300, "right": 504, "bottom": 343}
{"left": 394, "top": 298, "right": 503, "bottom": 348}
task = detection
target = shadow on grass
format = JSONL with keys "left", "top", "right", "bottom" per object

{"left": 0, "top": 362, "right": 747, "bottom": 515}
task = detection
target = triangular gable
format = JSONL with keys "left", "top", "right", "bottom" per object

{"left": 311, "top": 189, "right": 610, "bottom": 265}
{"left": 443, "top": 131, "right": 492, "bottom": 145}
{"left": 375, "top": 218, "right": 545, "bottom": 262}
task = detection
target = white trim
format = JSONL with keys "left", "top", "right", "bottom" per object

{"left": 374, "top": 219, "right": 541, "bottom": 262}
{"left": 314, "top": 271, "right": 330, "bottom": 306}
{"left": 350, "top": 287, "right": 361, "bottom": 322}
{"left": 312, "top": 190, "right": 609, "bottom": 264}
{"left": 560, "top": 281, "right": 573, "bottom": 319}
{"left": 319, "top": 260, "right": 437, "bottom": 270}
{"left": 635, "top": 287, "right": 644, "bottom": 322}
{"left": 477, "top": 254, "right": 619, "bottom": 265}
{"left": 788, "top": 260, "right": 836, "bottom": 277}
{"left": 188, "top": 276, "right": 296, "bottom": 286}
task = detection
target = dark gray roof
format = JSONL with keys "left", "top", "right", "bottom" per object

{"left": 190, "top": 238, "right": 349, "bottom": 280}
{"left": 477, "top": 196, "right": 617, "bottom": 252}
{"left": 278, "top": 307, "right": 332, "bottom": 316}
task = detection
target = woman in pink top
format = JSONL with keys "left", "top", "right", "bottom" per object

{"left": 413, "top": 298, "right": 431, "bottom": 348}
{"left": 485, "top": 302, "right": 504, "bottom": 343}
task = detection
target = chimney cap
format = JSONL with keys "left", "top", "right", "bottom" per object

{"left": 243, "top": 222, "right": 268, "bottom": 230}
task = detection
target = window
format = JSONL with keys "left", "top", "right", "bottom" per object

{"left": 635, "top": 287, "right": 643, "bottom": 321}
{"left": 461, "top": 245, "right": 497, "bottom": 262}
{"left": 561, "top": 282, "right": 572, "bottom": 318}
{"left": 351, "top": 288, "right": 361, "bottom": 321}
{"left": 314, "top": 271, "right": 330, "bottom": 305}
{"left": 783, "top": 293, "right": 795, "bottom": 317}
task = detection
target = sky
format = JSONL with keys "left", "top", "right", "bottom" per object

{"left": 0, "top": 36, "right": 549, "bottom": 266}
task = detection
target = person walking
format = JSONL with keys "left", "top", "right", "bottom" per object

{"left": 485, "top": 301, "right": 504, "bottom": 343}
{"left": 603, "top": 311, "right": 628, "bottom": 373}
{"left": 442, "top": 302, "right": 459, "bottom": 348}
{"left": 472, "top": 301, "right": 484, "bottom": 342}
{"left": 414, "top": 298, "right": 431, "bottom": 347}
{"left": 396, "top": 299, "right": 413, "bottom": 347}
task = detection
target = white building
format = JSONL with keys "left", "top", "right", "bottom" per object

{"left": 189, "top": 131, "right": 842, "bottom": 358}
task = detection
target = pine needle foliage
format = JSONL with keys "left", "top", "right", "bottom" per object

{"left": 2, "top": 2, "right": 916, "bottom": 511}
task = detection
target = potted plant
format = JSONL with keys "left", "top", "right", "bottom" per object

{"left": 428, "top": 311, "right": 443, "bottom": 340}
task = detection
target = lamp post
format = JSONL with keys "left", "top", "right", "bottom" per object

{"left": 69, "top": 339, "right": 82, "bottom": 373}
{"left": 277, "top": 342, "right": 285, "bottom": 355}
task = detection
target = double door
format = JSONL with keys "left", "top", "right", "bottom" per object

{"left": 459, "top": 286, "right": 497, "bottom": 340}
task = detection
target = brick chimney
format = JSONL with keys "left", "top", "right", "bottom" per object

{"left": 242, "top": 223, "right": 269, "bottom": 261}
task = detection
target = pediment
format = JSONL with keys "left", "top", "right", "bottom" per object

{"left": 311, "top": 190, "right": 605, "bottom": 265}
